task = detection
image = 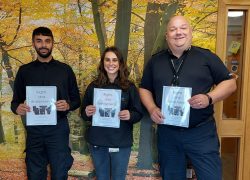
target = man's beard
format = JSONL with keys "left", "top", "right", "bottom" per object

{"left": 35, "top": 47, "right": 52, "bottom": 58}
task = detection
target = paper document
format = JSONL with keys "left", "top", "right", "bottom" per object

{"left": 26, "top": 86, "right": 57, "bottom": 126}
{"left": 161, "top": 86, "right": 192, "bottom": 127}
{"left": 92, "top": 88, "right": 121, "bottom": 128}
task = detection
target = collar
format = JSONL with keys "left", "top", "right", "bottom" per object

{"left": 34, "top": 58, "right": 56, "bottom": 65}
{"left": 167, "top": 46, "right": 192, "bottom": 58}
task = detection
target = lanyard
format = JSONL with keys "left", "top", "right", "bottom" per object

{"left": 168, "top": 50, "right": 190, "bottom": 86}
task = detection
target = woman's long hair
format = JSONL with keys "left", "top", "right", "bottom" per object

{"left": 94, "top": 46, "right": 130, "bottom": 90}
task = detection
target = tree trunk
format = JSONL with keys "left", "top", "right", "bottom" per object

{"left": 137, "top": 2, "right": 179, "bottom": 170}
{"left": 0, "top": 106, "right": 4, "bottom": 143}
{"left": 0, "top": 45, "right": 5, "bottom": 143}
{"left": 0, "top": 71, "right": 4, "bottom": 143}
{"left": 2, "top": 49, "right": 14, "bottom": 90}
{"left": 114, "top": 0, "right": 132, "bottom": 61}
{"left": 91, "top": 0, "right": 107, "bottom": 55}
{"left": 2, "top": 47, "right": 20, "bottom": 143}
{"left": 70, "top": 51, "right": 89, "bottom": 155}
{"left": 151, "top": 2, "right": 179, "bottom": 55}
{"left": 143, "top": 2, "right": 167, "bottom": 67}
{"left": 137, "top": 2, "right": 164, "bottom": 169}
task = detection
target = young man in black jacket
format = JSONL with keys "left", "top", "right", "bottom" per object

{"left": 11, "top": 27, "right": 80, "bottom": 180}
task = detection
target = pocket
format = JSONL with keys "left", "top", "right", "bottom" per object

{"left": 89, "top": 144, "right": 108, "bottom": 154}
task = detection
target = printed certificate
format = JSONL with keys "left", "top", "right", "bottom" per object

{"left": 161, "top": 86, "right": 192, "bottom": 127}
{"left": 92, "top": 88, "right": 121, "bottom": 128}
{"left": 26, "top": 86, "right": 57, "bottom": 126}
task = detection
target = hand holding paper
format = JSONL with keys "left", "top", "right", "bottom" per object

{"left": 16, "top": 103, "right": 31, "bottom": 115}
{"left": 85, "top": 105, "right": 96, "bottom": 117}
{"left": 149, "top": 106, "right": 164, "bottom": 124}
{"left": 56, "top": 100, "right": 70, "bottom": 111}
{"left": 119, "top": 110, "right": 130, "bottom": 120}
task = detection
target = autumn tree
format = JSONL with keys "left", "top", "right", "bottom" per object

{"left": 136, "top": 0, "right": 179, "bottom": 170}
{"left": 137, "top": 1, "right": 167, "bottom": 169}
{"left": 90, "top": 0, "right": 107, "bottom": 55}
{"left": 0, "top": 1, "right": 23, "bottom": 143}
{"left": 114, "top": 0, "right": 132, "bottom": 61}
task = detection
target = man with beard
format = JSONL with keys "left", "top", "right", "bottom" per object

{"left": 11, "top": 27, "right": 80, "bottom": 179}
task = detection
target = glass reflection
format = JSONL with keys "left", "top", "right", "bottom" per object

{"left": 223, "top": 10, "right": 245, "bottom": 119}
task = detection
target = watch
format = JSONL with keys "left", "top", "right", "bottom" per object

{"left": 205, "top": 94, "right": 213, "bottom": 105}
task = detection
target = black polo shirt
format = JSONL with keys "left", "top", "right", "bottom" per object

{"left": 11, "top": 59, "right": 81, "bottom": 119}
{"left": 140, "top": 46, "right": 231, "bottom": 127}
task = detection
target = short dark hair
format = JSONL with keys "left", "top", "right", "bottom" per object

{"left": 32, "top": 27, "right": 54, "bottom": 41}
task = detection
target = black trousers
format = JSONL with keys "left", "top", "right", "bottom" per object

{"left": 25, "top": 119, "right": 73, "bottom": 180}
{"left": 157, "top": 119, "right": 222, "bottom": 180}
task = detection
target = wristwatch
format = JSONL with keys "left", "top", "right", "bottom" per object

{"left": 205, "top": 94, "right": 213, "bottom": 105}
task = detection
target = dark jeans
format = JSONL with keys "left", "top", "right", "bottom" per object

{"left": 157, "top": 119, "right": 222, "bottom": 180}
{"left": 89, "top": 145, "right": 131, "bottom": 180}
{"left": 25, "top": 119, "right": 73, "bottom": 180}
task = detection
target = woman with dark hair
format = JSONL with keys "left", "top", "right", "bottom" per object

{"left": 81, "top": 46, "right": 142, "bottom": 180}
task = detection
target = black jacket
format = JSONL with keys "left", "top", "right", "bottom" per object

{"left": 81, "top": 81, "right": 142, "bottom": 147}
{"left": 11, "top": 59, "right": 80, "bottom": 119}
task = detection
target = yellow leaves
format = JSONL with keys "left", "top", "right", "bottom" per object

{"left": 146, "top": 0, "right": 171, "bottom": 4}
{"left": 0, "top": 0, "right": 219, "bottom": 84}
{"left": 0, "top": 144, "right": 25, "bottom": 159}
{"left": 181, "top": 0, "right": 218, "bottom": 50}
{"left": 0, "top": 96, "right": 12, "bottom": 103}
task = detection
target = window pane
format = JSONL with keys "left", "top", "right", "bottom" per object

{"left": 221, "top": 137, "right": 240, "bottom": 180}
{"left": 223, "top": 10, "right": 245, "bottom": 119}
